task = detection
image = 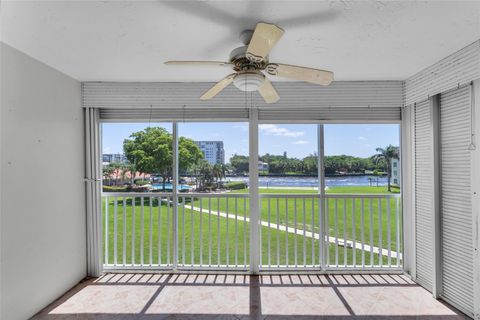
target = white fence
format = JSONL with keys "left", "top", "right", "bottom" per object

{"left": 102, "top": 192, "right": 402, "bottom": 272}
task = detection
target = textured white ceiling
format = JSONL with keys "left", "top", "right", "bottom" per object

{"left": 1, "top": 1, "right": 480, "bottom": 82}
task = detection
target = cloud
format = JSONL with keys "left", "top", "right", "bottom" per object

{"left": 293, "top": 140, "right": 309, "bottom": 145}
{"left": 357, "top": 136, "right": 367, "bottom": 141}
{"left": 259, "top": 124, "right": 304, "bottom": 138}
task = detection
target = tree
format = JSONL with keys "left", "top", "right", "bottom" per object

{"left": 193, "top": 160, "right": 215, "bottom": 191}
{"left": 123, "top": 127, "right": 203, "bottom": 190}
{"left": 372, "top": 145, "right": 399, "bottom": 192}
{"left": 302, "top": 154, "right": 318, "bottom": 175}
{"left": 103, "top": 164, "right": 115, "bottom": 185}
{"left": 213, "top": 163, "right": 226, "bottom": 182}
{"left": 230, "top": 154, "right": 249, "bottom": 174}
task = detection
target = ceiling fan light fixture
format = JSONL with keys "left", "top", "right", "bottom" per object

{"left": 233, "top": 71, "right": 265, "bottom": 92}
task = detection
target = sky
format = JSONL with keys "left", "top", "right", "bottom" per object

{"left": 102, "top": 122, "right": 399, "bottom": 161}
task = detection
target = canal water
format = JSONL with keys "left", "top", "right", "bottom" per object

{"left": 227, "top": 175, "right": 388, "bottom": 188}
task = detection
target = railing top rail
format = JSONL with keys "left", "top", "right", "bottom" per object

{"left": 102, "top": 192, "right": 401, "bottom": 199}
{"left": 179, "top": 192, "right": 249, "bottom": 198}
{"left": 102, "top": 192, "right": 173, "bottom": 197}
{"left": 102, "top": 192, "right": 249, "bottom": 198}
{"left": 259, "top": 193, "right": 318, "bottom": 198}
{"left": 325, "top": 193, "right": 401, "bottom": 198}
{"left": 259, "top": 193, "right": 401, "bottom": 199}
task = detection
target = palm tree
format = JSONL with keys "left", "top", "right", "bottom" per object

{"left": 212, "top": 163, "right": 227, "bottom": 182}
{"left": 372, "top": 145, "right": 399, "bottom": 192}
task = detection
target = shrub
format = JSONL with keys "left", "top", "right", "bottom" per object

{"left": 225, "top": 181, "right": 247, "bottom": 190}
{"left": 103, "top": 185, "right": 128, "bottom": 192}
{"left": 134, "top": 179, "right": 151, "bottom": 186}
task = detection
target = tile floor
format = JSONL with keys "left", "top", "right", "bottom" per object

{"left": 32, "top": 273, "right": 467, "bottom": 319}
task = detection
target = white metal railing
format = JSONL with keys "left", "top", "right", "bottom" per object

{"left": 325, "top": 194, "right": 402, "bottom": 270}
{"left": 177, "top": 193, "right": 249, "bottom": 270}
{"left": 102, "top": 192, "right": 402, "bottom": 272}
{"left": 103, "top": 192, "right": 175, "bottom": 269}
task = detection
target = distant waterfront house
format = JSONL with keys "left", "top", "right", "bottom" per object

{"left": 258, "top": 161, "right": 269, "bottom": 171}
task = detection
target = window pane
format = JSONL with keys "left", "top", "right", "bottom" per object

{"left": 324, "top": 124, "right": 400, "bottom": 194}
{"left": 178, "top": 122, "right": 249, "bottom": 267}
{"left": 102, "top": 122, "right": 172, "bottom": 190}
{"left": 259, "top": 124, "right": 319, "bottom": 190}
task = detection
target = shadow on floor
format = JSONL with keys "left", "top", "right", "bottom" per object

{"left": 31, "top": 273, "right": 468, "bottom": 319}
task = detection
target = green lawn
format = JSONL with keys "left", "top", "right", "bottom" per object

{"left": 190, "top": 186, "right": 401, "bottom": 250}
{"left": 103, "top": 186, "right": 401, "bottom": 268}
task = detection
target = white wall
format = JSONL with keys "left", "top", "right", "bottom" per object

{"left": 0, "top": 43, "right": 86, "bottom": 320}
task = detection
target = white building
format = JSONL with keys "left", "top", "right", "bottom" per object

{"left": 194, "top": 141, "right": 225, "bottom": 164}
{"left": 391, "top": 158, "right": 401, "bottom": 186}
{"left": 258, "top": 161, "right": 269, "bottom": 171}
{"left": 102, "top": 153, "right": 128, "bottom": 165}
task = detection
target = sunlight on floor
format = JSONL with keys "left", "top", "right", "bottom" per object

{"left": 36, "top": 274, "right": 465, "bottom": 319}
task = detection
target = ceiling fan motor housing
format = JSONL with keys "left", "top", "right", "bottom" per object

{"left": 230, "top": 45, "right": 268, "bottom": 70}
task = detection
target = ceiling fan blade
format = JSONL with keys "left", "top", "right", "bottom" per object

{"left": 266, "top": 63, "right": 334, "bottom": 85}
{"left": 165, "top": 61, "right": 231, "bottom": 67}
{"left": 246, "top": 23, "right": 284, "bottom": 63}
{"left": 200, "top": 74, "right": 236, "bottom": 100}
{"left": 258, "top": 78, "right": 280, "bottom": 104}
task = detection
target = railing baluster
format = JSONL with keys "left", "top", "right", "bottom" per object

{"left": 167, "top": 196, "right": 171, "bottom": 266}
{"left": 352, "top": 198, "right": 356, "bottom": 267}
{"left": 159, "top": 196, "right": 162, "bottom": 265}
{"left": 369, "top": 198, "right": 374, "bottom": 266}
{"left": 285, "top": 198, "right": 289, "bottom": 266}
{"left": 217, "top": 197, "right": 220, "bottom": 267}
{"left": 361, "top": 198, "right": 365, "bottom": 268}
{"left": 302, "top": 197, "right": 306, "bottom": 267}
{"left": 191, "top": 196, "right": 194, "bottom": 266}
{"left": 114, "top": 196, "right": 118, "bottom": 266}
{"left": 259, "top": 198, "right": 262, "bottom": 267}
{"left": 267, "top": 197, "right": 271, "bottom": 268}
{"left": 311, "top": 196, "right": 315, "bottom": 267}
{"left": 378, "top": 198, "right": 382, "bottom": 267}
{"left": 181, "top": 196, "right": 185, "bottom": 265}
{"left": 226, "top": 197, "right": 229, "bottom": 267}
{"left": 235, "top": 197, "right": 238, "bottom": 267}
{"left": 396, "top": 197, "right": 400, "bottom": 267}
{"left": 334, "top": 199, "right": 338, "bottom": 267}
{"left": 131, "top": 196, "right": 135, "bottom": 266}
{"left": 208, "top": 197, "right": 212, "bottom": 267}
{"left": 243, "top": 198, "right": 247, "bottom": 268}
{"left": 326, "top": 197, "right": 329, "bottom": 267}
{"left": 149, "top": 197, "right": 153, "bottom": 266}
{"left": 294, "top": 197, "right": 297, "bottom": 268}
{"left": 343, "top": 198, "right": 347, "bottom": 267}
{"left": 276, "top": 197, "right": 280, "bottom": 267}
{"left": 140, "top": 196, "right": 144, "bottom": 265}
{"left": 123, "top": 197, "right": 126, "bottom": 266}
{"left": 199, "top": 196, "right": 203, "bottom": 266}
{"left": 387, "top": 197, "right": 391, "bottom": 267}
{"left": 105, "top": 196, "right": 109, "bottom": 265}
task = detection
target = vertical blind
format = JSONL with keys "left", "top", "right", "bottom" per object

{"left": 439, "top": 85, "right": 474, "bottom": 316}
{"left": 414, "top": 99, "right": 435, "bottom": 291}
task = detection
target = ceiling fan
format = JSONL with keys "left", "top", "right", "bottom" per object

{"left": 165, "top": 22, "right": 334, "bottom": 104}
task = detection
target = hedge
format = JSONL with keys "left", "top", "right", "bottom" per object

{"left": 225, "top": 181, "right": 247, "bottom": 190}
